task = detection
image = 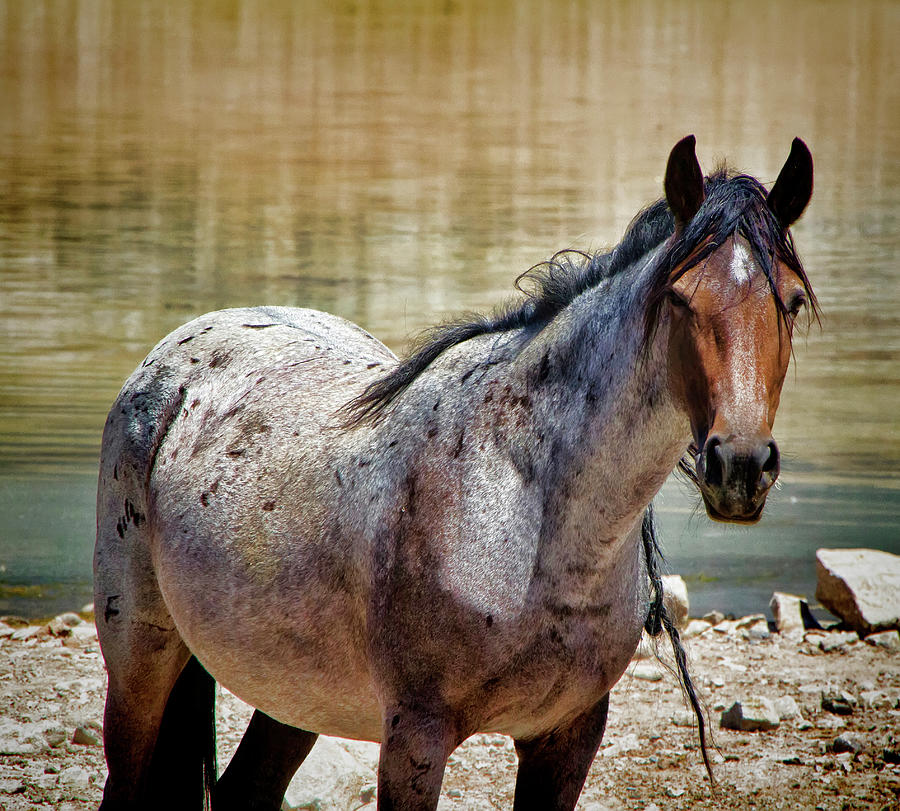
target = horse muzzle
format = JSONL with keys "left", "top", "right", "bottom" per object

{"left": 696, "top": 434, "right": 780, "bottom": 524}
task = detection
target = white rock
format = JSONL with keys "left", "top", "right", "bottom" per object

{"left": 661, "top": 574, "right": 689, "bottom": 630}
{"left": 600, "top": 732, "right": 641, "bottom": 757}
{"left": 682, "top": 618, "right": 712, "bottom": 638}
{"left": 10, "top": 625, "right": 44, "bottom": 641}
{"left": 0, "top": 719, "right": 55, "bottom": 754}
{"left": 858, "top": 690, "right": 893, "bottom": 710}
{"left": 282, "top": 736, "right": 379, "bottom": 811}
{"left": 720, "top": 697, "right": 780, "bottom": 731}
{"left": 815, "top": 548, "right": 900, "bottom": 636}
{"left": 819, "top": 631, "right": 858, "bottom": 652}
{"left": 671, "top": 709, "right": 696, "bottom": 727}
{"left": 769, "top": 592, "right": 806, "bottom": 635}
{"left": 629, "top": 662, "right": 664, "bottom": 682}
{"left": 631, "top": 632, "right": 656, "bottom": 661}
{"left": 774, "top": 695, "right": 802, "bottom": 721}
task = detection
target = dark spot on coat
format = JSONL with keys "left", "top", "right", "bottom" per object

{"left": 403, "top": 473, "right": 418, "bottom": 518}
{"left": 178, "top": 335, "right": 195, "bottom": 345}
{"left": 112, "top": 464, "right": 118, "bottom": 481}
{"left": 200, "top": 492, "right": 211, "bottom": 507}
{"left": 104, "top": 595, "right": 120, "bottom": 623}
{"left": 262, "top": 501, "right": 276, "bottom": 511}
{"left": 334, "top": 470, "right": 343, "bottom": 486}
{"left": 391, "top": 714, "right": 401, "bottom": 729}
{"left": 210, "top": 479, "right": 220, "bottom": 494}
{"left": 536, "top": 351, "right": 551, "bottom": 384}
{"left": 485, "top": 614, "right": 493, "bottom": 628}
{"left": 242, "top": 323, "right": 276, "bottom": 329}
{"left": 366, "top": 362, "right": 381, "bottom": 369}
{"left": 358, "top": 459, "right": 371, "bottom": 468}
{"left": 190, "top": 398, "right": 201, "bottom": 409}
{"left": 452, "top": 429, "right": 465, "bottom": 458}
{"left": 426, "top": 425, "right": 438, "bottom": 439}
{"left": 190, "top": 357, "right": 200, "bottom": 364}
{"left": 432, "top": 399, "right": 440, "bottom": 411}
{"left": 209, "top": 351, "right": 231, "bottom": 369}
{"left": 226, "top": 448, "right": 246, "bottom": 457}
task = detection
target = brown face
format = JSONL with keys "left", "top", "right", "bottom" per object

{"left": 666, "top": 237, "right": 809, "bottom": 523}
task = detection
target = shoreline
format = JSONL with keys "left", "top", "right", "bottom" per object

{"left": 1, "top": 607, "right": 898, "bottom": 810}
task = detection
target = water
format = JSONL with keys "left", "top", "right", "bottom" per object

{"left": 1, "top": 0, "right": 897, "bottom": 619}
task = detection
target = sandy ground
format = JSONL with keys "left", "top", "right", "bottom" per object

{"left": 0, "top": 613, "right": 898, "bottom": 811}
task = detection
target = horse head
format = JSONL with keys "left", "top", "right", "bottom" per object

{"left": 662, "top": 136, "right": 814, "bottom": 523}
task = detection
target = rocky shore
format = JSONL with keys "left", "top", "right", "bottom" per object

{"left": 1, "top": 550, "right": 898, "bottom": 810}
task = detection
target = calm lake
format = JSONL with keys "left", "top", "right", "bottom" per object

{"left": 1, "top": 1, "right": 897, "bottom": 619}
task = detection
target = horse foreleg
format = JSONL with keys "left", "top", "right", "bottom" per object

{"left": 213, "top": 710, "right": 318, "bottom": 811}
{"left": 512, "top": 694, "right": 610, "bottom": 811}
{"left": 376, "top": 706, "right": 456, "bottom": 811}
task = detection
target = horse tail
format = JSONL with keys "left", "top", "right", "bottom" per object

{"left": 148, "top": 656, "right": 218, "bottom": 808}
{"left": 641, "top": 505, "right": 716, "bottom": 788}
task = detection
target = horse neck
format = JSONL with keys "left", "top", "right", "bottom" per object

{"left": 505, "top": 257, "right": 688, "bottom": 562}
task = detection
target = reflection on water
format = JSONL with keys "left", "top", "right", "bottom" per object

{"left": 1, "top": 1, "right": 897, "bottom": 617}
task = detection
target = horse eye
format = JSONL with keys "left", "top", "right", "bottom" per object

{"left": 787, "top": 293, "right": 807, "bottom": 316}
{"left": 666, "top": 289, "right": 692, "bottom": 310}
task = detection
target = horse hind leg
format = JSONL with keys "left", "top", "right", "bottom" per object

{"left": 512, "top": 695, "right": 610, "bottom": 811}
{"left": 98, "top": 620, "right": 213, "bottom": 810}
{"left": 96, "top": 429, "right": 215, "bottom": 806}
{"left": 213, "top": 711, "right": 318, "bottom": 811}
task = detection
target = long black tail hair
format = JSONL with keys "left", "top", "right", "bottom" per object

{"left": 642, "top": 505, "right": 715, "bottom": 784}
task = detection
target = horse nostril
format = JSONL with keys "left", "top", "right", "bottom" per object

{"left": 703, "top": 437, "right": 724, "bottom": 487}
{"left": 760, "top": 441, "right": 780, "bottom": 477}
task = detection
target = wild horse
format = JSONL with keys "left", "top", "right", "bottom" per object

{"left": 94, "top": 136, "right": 815, "bottom": 809}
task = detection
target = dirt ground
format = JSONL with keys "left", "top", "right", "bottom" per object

{"left": 0, "top": 612, "right": 898, "bottom": 810}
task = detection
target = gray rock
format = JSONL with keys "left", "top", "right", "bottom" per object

{"left": 832, "top": 733, "right": 866, "bottom": 754}
{"left": 0, "top": 777, "right": 25, "bottom": 794}
{"left": 44, "top": 726, "right": 68, "bottom": 748}
{"left": 769, "top": 592, "right": 806, "bottom": 635}
{"left": 720, "top": 697, "right": 780, "bottom": 731}
{"left": 72, "top": 724, "right": 102, "bottom": 746}
{"left": 661, "top": 574, "right": 689, "bottom": 630}
{"left": 48, "top": 612, "right": 84, "bottom": 637}
{"left": 815, "top": 548, "right": 900, "bottom": 636}
{"left": 59, "top": 765, "right": 93, "bottom": 800}
{"left": 864, "top": 630, "right": 900, "bottom": 651}
{"left": 703, "top": 610, "right": 726, "bottom": 625}
{"left": 821, "top": 690, "right": 856, "bottom": 715}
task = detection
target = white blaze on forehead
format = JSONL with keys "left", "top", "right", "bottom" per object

{"left": 730, "top": 241, "right": 753, "bottom": 285}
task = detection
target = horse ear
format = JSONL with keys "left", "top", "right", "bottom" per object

{"left": 767, "top": 138, "right": 813, "bottom": 229}
{"left": 664, "top": 135, "right": 705, "bottom": 233}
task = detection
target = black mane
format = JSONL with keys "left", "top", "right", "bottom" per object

{"left": 345, "top": 169, "right": 815, "bottom": 424}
